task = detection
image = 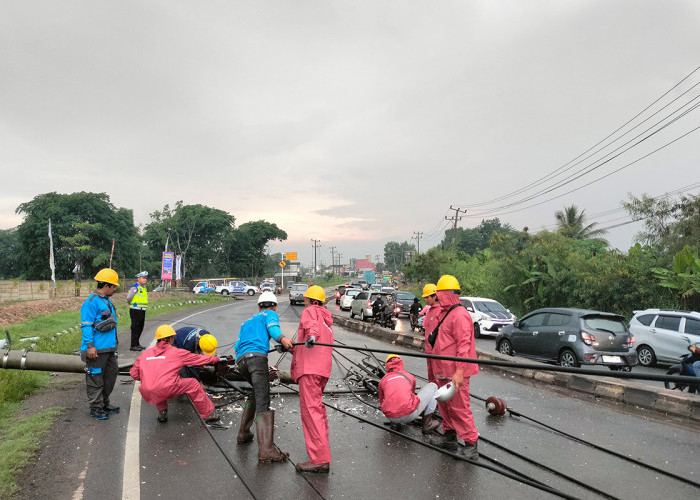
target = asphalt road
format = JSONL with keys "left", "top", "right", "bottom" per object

{"left": 18, "top": 296, "right": 700, "bottom": 500}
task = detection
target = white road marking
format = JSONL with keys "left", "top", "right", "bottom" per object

{"left": 121, "top": 302, "right": 237, "bottom": 499}
{"left": 71, "top": 437, "right": 93, "bottom": 500}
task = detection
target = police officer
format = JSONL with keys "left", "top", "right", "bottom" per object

{"left": 127, "top": 271, "right": 149, "bottom": 351}
{"left": 80, "top": 268, "right": 120, "bottom": 420}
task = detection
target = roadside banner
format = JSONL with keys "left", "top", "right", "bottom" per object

{"left": 48, "top": 219, "right": 56, "bottom": 288}
{"left": 162, "top": 251, "right": 174, "bottom": 280}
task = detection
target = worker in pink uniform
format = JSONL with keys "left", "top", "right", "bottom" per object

{"left": 424, "top": 275, "right": 479, "bottom": 459}
{"left": 130, "top": 324, "right": 221, "bottom": 424}
{"left": 290, "top": 285, "right": 333, "bottom": 473}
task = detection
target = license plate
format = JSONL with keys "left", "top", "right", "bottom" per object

{"left": 602, "top": 355, "right": 621, "bottom": 363}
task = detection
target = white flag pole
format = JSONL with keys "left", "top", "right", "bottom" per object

{"left": 48, "top": 219, "right": 56, "bottom": 290}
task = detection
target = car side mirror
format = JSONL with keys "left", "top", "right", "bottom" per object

{"left": 513, "top": 320, "right": 520, "bottom": 328}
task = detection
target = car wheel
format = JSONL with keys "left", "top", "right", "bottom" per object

{"left": 498, "top": 339, "right": 513, "bottom": 356}
{"left": 360, "top": 310, "right": 366, "bottom": 322}
{"left": 350, "top": 309, "right": 355, "bottom": 318}
{"left": 247, "top": 289, "right": 255, "bottom": 296}
{"left": 558, "top": 349, "right": 579, "bottom": 367}
{"left": 637, "top": 345, "right": 656, "bottom": 367}
{"left": 474, "top": 323, "right": 482, "bottom": 339}
{"left": 221, "top": 290, "right": 229, "bottom": 295}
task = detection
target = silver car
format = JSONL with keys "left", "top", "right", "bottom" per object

{"left": 350, "top": 291, "right": 395, "bottom": 321}
{"left": 629, "top": 309, "right": 700, "bottom": 366}
{"left": 289, "top": 283, "right": 309, "bottom": 305}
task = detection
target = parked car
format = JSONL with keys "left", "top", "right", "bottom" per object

{"left": 460, "top": 297, "right": 516, "bottom": 339}
{"left": 339, "top": 289, "right": 363, "bottom": 310}
{"left": 495, "top": 308, "right": 637, "bottom": 370}
{"left": 192, "top": 281, "right": 216, "bottom": 294}
{"left": 394, "top": 291, "right": 417, "bottom": 317}
{"left": 350, "top": 291, "right": 395, "bottom": 322}
{"left": 629, "top": 309, "right": 700, "bottom": 367}
{"left": 217, "top": 280, "right": 257, "bottom": 296}
{"left": 289, "top": 283, "right": 309, "bottom": 305}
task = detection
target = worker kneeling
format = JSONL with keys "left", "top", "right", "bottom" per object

{"left": 130, "top": 324, "right": 221, "bottom": 424}
{"left": 379, "top": 354, "right": 441, "bottom": 434}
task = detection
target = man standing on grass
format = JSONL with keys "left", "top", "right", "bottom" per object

{"left": 127, "top": 271, "right": 149, "bottom": 351}
{"left": 80, "top": 268, "right": 120, "bottom": 421}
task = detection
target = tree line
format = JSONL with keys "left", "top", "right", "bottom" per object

{"left": 0, "top": 192, "right": 288, "bottom": 285}
{"left": 396, "top": 194, "right": 700, "bottom": 318}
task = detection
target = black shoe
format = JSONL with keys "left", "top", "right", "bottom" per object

{"left": 204, "top": 410, "right": 220, "bottom": 423}
{"left": 103, "top": 404, "right": 120, "bottom": 414}
{"left": 130, "top": 346, "right": 144, "bottom": 351}
{"left": 90, "top": 409, "right": 109, "bottom": 420}
{"left": 157, "top": 409, "right": 168, "bottom": 423}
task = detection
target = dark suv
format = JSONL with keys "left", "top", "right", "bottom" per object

{"left": 394, "top": 291, "right": 417, "bottom": 317}
{"left": 496, "top": 308, "right": 637, "bottom": 370}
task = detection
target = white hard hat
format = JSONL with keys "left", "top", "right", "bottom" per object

{"left": 435, "top": 382, "right": 457, "bottom": 402}
{"left": 257, "top": 291, "right": 278, "bottom": 305}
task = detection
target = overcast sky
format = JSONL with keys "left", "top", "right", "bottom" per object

{"left": 2, "top": 1, "right": 699, "bottom": 268}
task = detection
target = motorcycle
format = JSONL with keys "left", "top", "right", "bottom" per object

{"left": 373, "top": 304, "right": 398, "bottom": 330}
{"left": 409, "top": 312, "right": 424, "bottom": 333}
{"left": 664, "top": 353, "right": 699, "bottom": 393}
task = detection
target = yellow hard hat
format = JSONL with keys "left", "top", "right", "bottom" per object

{"left": 385, "top": 354, "right": 401, "bottom": 363}
{"left": 436, "top": 275, "right": 460, "bottom": 291}
{"left": 199, "top": 334, "right": 217, "bottom": 355}
{"left": 155, "top": 324, "right": 176, "bottom": 340}
{"left": 304, "top": 285, "right": 326, "bottom": 302}
{"left": 94, "top": 268, "right": 119, "bottom": 286}
{"left": 422, "top": 283, "right": 437, "bottom": 297}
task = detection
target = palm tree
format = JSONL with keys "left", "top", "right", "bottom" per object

{"left": 554, "top": 204, "right": 608, "bottom": 244}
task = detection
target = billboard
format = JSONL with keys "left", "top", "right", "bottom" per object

{"left": 161, "top": 251, "right": 175, "bottom": 280}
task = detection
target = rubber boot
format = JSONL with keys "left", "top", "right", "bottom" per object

{"left": 461, "top": 440, "right": 479, "bottom": 460}
{"left": 421, "top": 413, "right": 439, "bottom": 434}
{"left": 237, "top": 402, "right": 255, "bottom": 444}
{"left": 255, "top": 410, "right": 288, "bottom": 463}
{"left": 431, "top": 429, "right": 457, "bottom": 451}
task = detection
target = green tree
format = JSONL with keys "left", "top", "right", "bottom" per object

{"left": 623, "top": 193, "right": 700, "bottom": 253}
{"left": 384, "top": 241, "right": 416, "bottom": 272}
{"left": 0, "top": 228, "right": 21, "bottom": 278}
{"left": 440, "top": 218, "right": 520, "bottom": 255}
{"left": 227, "top": 221, "right": 287, "bottom": 280}
{"left": 652, "top": 246, "right": 700, "bottom": 311}
{"left": 554, "top": 204, "right": 608, "bottom": 244}
{"left": 15, "top": 192, "right": 140, "bottom": 280}
{"left": 143, "top": 202, "right": 235, "bottom": 280}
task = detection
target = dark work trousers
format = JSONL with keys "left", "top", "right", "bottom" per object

{"left": 129, "top": 308, "right": 146, "bottom": 348}
{"left": 237, "top": 355, "right": 271, "bottom": 414}
{"left": 82, "top": 351, "right": 118, "bottom": 411}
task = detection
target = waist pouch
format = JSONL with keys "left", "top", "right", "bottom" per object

{"left": 94, "top": 310, "right": 117, "bottom": 332}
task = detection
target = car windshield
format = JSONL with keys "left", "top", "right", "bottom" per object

{"left": 396, "top": 293, "right": 414, "bottom": 300}
{"left": 346, "top": 290, "right": 361, "bottom": 298}
{"left": 584, "top": 316, "right": 627, "bottom": 333}
{"left": 475, "top": 301, "right": 507, "bottom": 313}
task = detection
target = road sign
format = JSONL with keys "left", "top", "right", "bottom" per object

{"left": 279, "top": 260, "right": 286, "bottom": 268}
{"left": 285, "top": 252, "right": 297, "bottom": 261}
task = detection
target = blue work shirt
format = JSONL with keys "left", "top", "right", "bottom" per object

{"left": 174, "top": 327, "right": 202, "bottom": 353}
{"left": 234, "top": 310, "right": 283, "bottom": 361}
{"left": 80, "top": 292, "right": 117, "bottom": 352}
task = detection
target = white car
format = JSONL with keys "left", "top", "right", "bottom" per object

{"left": 629, "top": 309, "right": 700, "bottom": 366}
{"left": 216, "top": 281, "right": 257, "bottom": 296}
{"left": 339, "top": 289, "right": 362, "bottom": 310}
{"left": 459, "top": 296, "right": 516, "bottom": 339}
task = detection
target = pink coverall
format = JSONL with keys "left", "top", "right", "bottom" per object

{"left": 378, "top": 357, "right": 419, "bottom": 418}
{"left": 291, "top": 305, "right": 334, "bottom": 465}
{"left": 424, "top": 291, "right": 479, "bottom": 445}
{"left": 130, "top": 342, "right": 220, "bottom": 418}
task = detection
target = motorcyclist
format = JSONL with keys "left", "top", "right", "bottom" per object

{"left": 409, "top": 298, "right": 421, "bottom": 329}
{"left": 372, "top": 294, "right": 385, "bottom": 320}
{"left": 684, "top": 342, "right": 700, "bottom": 376}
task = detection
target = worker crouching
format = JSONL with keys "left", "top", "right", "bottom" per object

{"left": 130, "top": 325, "right": 221, "bottom": 424}
{"left": 379, "top": 355, "right": 440, "bottom": 434}
{"left": 290, "top": 285, "right": 333, "bottom": 473}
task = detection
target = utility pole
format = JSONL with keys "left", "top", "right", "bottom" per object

{"left": 445, "top": 206, "right": 465, "bottom": 251}
{"left": 337, "top": 252, "right": 342, "bottom": 276}
{"left": 310, "top": 239, "right": 321, "bottom": 278}
{"left": 329, "top": 246, "right": 336, "bottom": 275}
{"left": 412, "top": 231, "right": 423, "bottom": 254}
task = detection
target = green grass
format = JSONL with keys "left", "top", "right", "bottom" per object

{"left": 0, "top": 406, "right": 64, "bottom": 498}
{"left": 0, "top": 292, "right": 227, "bottom": 496}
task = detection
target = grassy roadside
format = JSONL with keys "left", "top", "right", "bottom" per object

{"left": 0, "top": 292, "right": 228, "bottom": 498}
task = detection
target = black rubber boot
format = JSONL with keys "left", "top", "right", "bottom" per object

{"left": 461, "top": 440, "right": 479, "bottom": 460}
{"left": 256, "top": 410, "right": 288, "bottom": 463}
{"left": 237, "top": 402, "right": 255, "bottom": 444}
{"left": 157, "top": 409, "right": 168, "bottom": 423}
